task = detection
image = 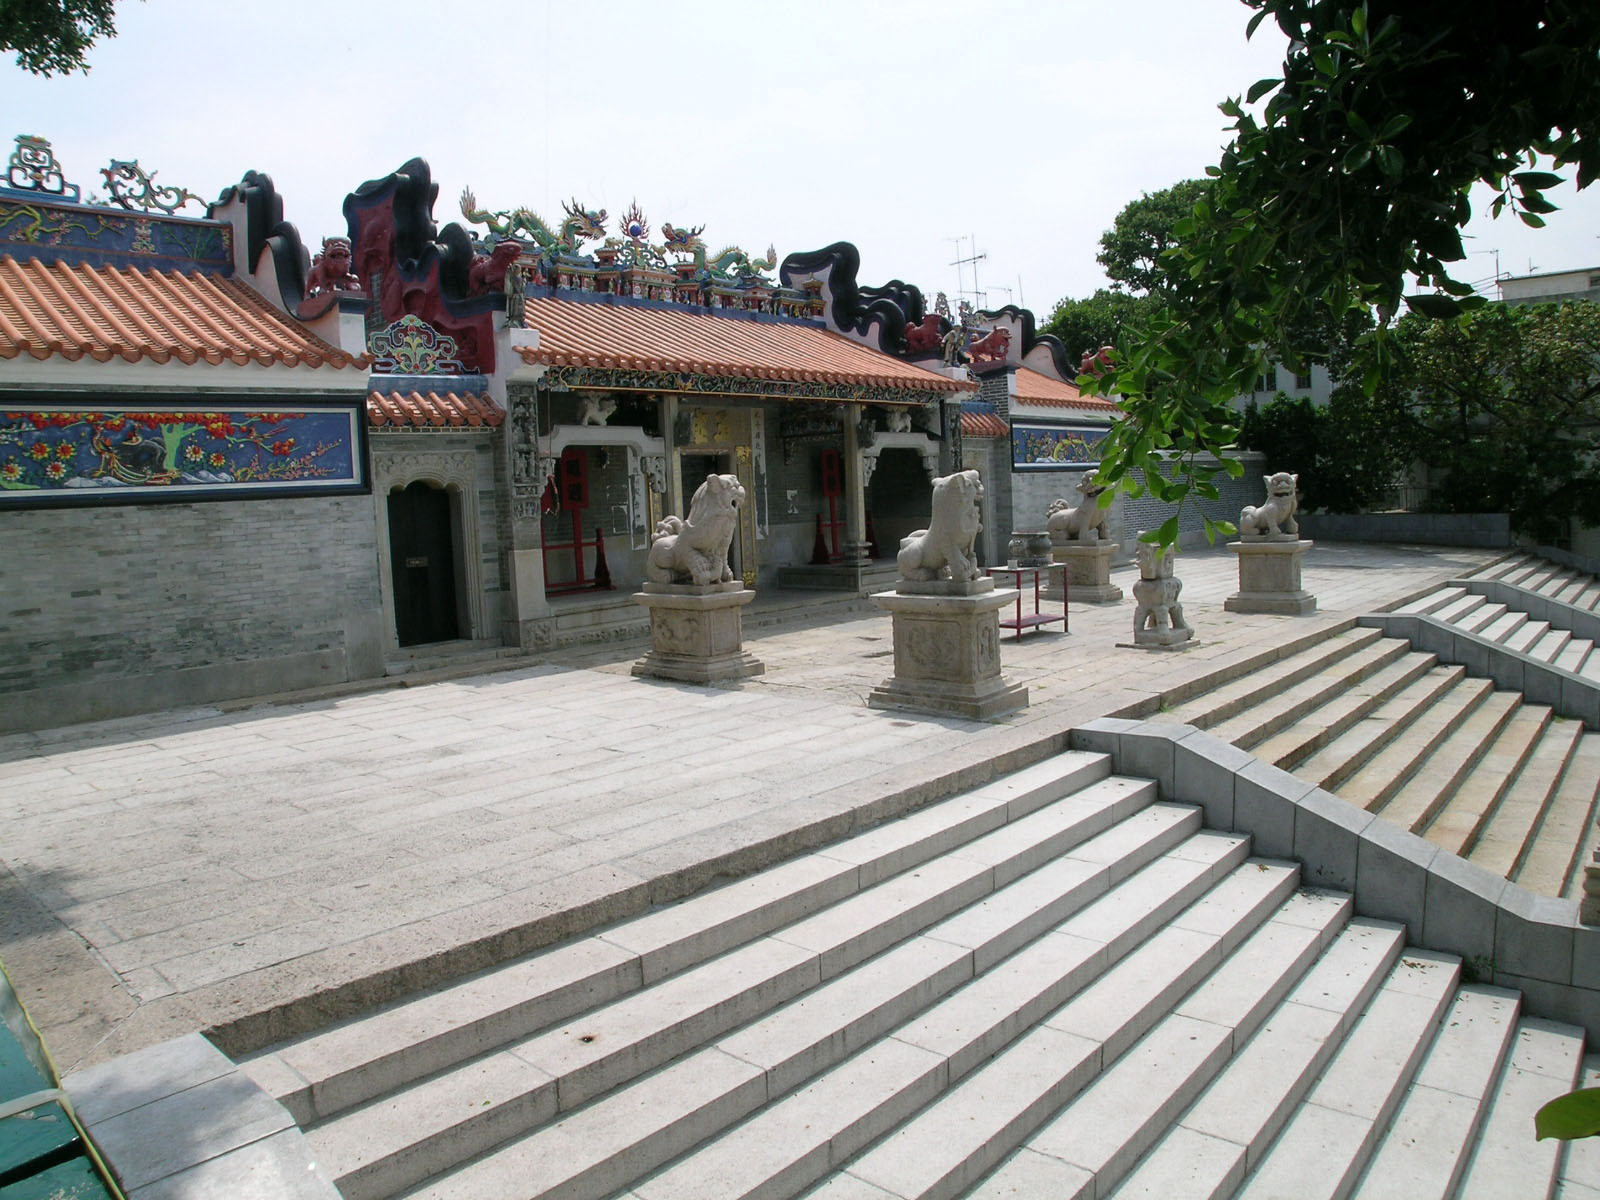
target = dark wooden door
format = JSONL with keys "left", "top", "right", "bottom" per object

{"left": 389, "top": 482, "right": 459, "bottom": 647}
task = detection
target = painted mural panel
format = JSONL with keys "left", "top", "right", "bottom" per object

{"left": 0, "top": 402, "right": 368, "bottom": 506}
{"left": 1012, "top": 422, "right": 1109, "bottom": 469}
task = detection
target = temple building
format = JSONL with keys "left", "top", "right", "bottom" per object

{"left": 0, "top": 137, "right": 1105, "bottom": 729}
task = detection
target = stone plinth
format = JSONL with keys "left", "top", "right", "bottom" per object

{"left": 868, "top": 577, "right": 1029, "bottom": 719}
{"left": 1045, "top": 541, "right": 1122, "bottom": 603}
{"left": 1225, "top": 539, "right": 1317, "bottom": 615}
{"left": 632, "top": 581, "right": 764, "bottom": 683}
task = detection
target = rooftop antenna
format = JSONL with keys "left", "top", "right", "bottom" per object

{"left": 949, "top": 234, "right": 987, "bottom": 317}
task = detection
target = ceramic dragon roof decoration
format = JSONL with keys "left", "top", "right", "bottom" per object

{"left": 457, "top": 188, "right": 817, "bottom": 319}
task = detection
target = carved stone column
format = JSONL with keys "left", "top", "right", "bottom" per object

{"left": 840, "top": 404, "right": 872, "bottom": 566}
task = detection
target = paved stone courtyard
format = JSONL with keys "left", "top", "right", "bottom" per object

{"left": 0, "top": 542, "right": 1503, "bottom": 1073}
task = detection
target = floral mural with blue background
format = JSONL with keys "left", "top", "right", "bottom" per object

{"left": 1012, "top": 422, "right": 1109, "bottom": 470}
{"left": 0, "top": 404, "right": 366, "bottom": 506}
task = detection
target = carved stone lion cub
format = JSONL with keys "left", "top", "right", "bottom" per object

{"left": 645, "top": 473, "right": 745, "bottom": 586}
{"left": 1045, "top": 468, "right": 1110, "bottom": 543}
{"left": 1239, "top": 471, "right": 1300, "bottom": 539}
{"left": 897, "top": 469, "right": 984, "bottom": 582}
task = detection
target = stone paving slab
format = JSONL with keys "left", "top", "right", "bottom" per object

{"left": 0, "top": 542, "right": 1501, "bottom": 1071}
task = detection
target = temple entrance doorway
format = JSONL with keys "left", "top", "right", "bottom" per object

{"left": 388, "top": 480, "right": 460, "bottom": 647}
{"left": 868, "top": 447, "right": 934, "bottom": 562}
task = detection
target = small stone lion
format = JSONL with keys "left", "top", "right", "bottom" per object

{"left": 898, "top": 469, "right": 984, "bottom": 582}
{"left": 577, "top": 395, "right": 617, "bottom": 426}
{"left": 1240, "top": 472, "right": 1300, "bottom": 539}
{"left": 645, "top": 473, "right": 745, "bottom": 586}
{"left": 885, "top": 408, "right": 913, "bottom": 434}
{"left": 1045, "top": 468, "right": 1110, "bottom": 543}
{"left": 1132, "top": 542, "right": 1193, "bottom": 641}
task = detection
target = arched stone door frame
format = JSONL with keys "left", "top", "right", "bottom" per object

{"left": 373, "top": 447, "right": 486, "bottom": 651}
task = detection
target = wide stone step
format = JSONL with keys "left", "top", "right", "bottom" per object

{"left": 1431, "top": 591, "right": 1490, "bottom": 626}
{"left": 1152, "top": 628, "right": 1388, "bottom": 733}
{"left": 1554, "top": 637, "right": 1595, "bottom": 675}
{"left": 1232, "top": 947, "right": 1462, "bottom": 1200}
{"left": 1575, "top": 581, "right": 1600, "bottom": 612}
{"left": 1531, "top": 627, "right": 1575, "bottom": 665}
{"left": 1556, "top": 1054, "right": 1600, "bottom": 1195}
{"left": 1423, "top": 706, "right": 1552, "bottom": 858}
{"left": 1518, "top": 733, "right": 1600, "bottom": 900}
{"left": 1295, "top": 665, "right": 1469, "bottom": 793}
{"left": 1547, "top": 572, "right": 1590, "bottom": 604}
{"left": 1454, "top": 1018, "right": 1586, "bottom": 1198}
{"left": 1246, "top": 652, "right": 1441, "bottom": 774}
{"left": 1503, "top": 616, "right": 1552, "bottom": 655}
{"left": 1090, "top": 919, "right": 1399, "bottom": 1200}
{"left": 244, "top": 751, "right": 1118, "bottom": 1125}
{"left": 1467, "top": 717, "right": 1583, "bottom": 881}
{"left": 309, "top": 778, "right": 1169, "bottom": 1199}
{"left": 1347, "top": 986, "right": 1521, "bottom": 1200}
{"left": 1203, "top": 643, "right": 1420, "bottom": 755}
{"left": 1377, "top": 693, "right": 1523, "bottom": 837}
{"left": 1477, "top": 609, "right": 1528, "bottom": 645}
{"left": 795, "top": 859, "right": 1300, "bottom": 1200}
{"left": 1338, "top": 677, "right": 1495, "bottom": 813}
{"left": 410, "top": 827, "right": 1262, "bottom": 1200}
{"left": 1391, "top": 586, "right": 1465, "bottom": 618}
{"left": 1454, "top": 600, "right": 1509, "bottom": 636}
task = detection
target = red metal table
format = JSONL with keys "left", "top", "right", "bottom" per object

{"left": 987, "top": 564, "right": 1068, "bottom": 640}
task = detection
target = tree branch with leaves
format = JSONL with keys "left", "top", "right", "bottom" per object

{"left": 1082, "top": 0, "right": 1600, "bottom": 550}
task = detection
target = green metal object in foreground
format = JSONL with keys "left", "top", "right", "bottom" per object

{"left": 0, "top": 960, "right": 118, "bottom": 1198}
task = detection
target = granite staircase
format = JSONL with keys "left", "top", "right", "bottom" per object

{"left": 239, "top": 751, "right": 1585, "bottom": 1200}
{"left": 1398, "top": 553, "right": 1600, "bottom": 683}
{"left": 1151, "top": 615, "right": 1600, "bottom": 901}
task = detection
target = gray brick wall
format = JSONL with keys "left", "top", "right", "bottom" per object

{"left": 0, "top": 495, "right": 383, "bottom": 729}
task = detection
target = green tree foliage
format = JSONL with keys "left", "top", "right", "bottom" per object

{"left": 1377, "top": 301, "right": 1600, "bottom": 541}
{"left": 1040, "top": 289, "right": 1160, "bottom": 366}
{"left": 1096, "top": 179, "right": 1211, "bottom": 297}
{"left": 1084, "top": 0, "right": 1600, "bottom": 548}
{"left": 2, "top": 0, "right": 118, "bottom": 75}
{"left": 1238, "top": 387, "right": 1415, "bottom": 513}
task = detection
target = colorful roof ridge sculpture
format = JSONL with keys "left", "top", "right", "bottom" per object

{"left": 460, "top": 190, "right": 820, "bottom": 319}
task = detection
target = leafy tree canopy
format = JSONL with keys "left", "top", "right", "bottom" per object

{"left": 1083, "top": 0, "right": 1600, "bottom": 548}
{"left": 2, "top": 0, "right": 117, "bottom": 75}
{"left": 1040, "top": 289, "right": 1160, "bottom": 367}
{"left": 1379, "top": 300, "right": 1600, "bottom": 541}
{"left": 1096, "top": 179, "right": 1211, "bottom": 297}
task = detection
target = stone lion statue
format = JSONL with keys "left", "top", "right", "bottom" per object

{"left": 1240, "top": 471, "right": 1300, "bottom": 539}
{"left": 897, "top": 469, "right": 984, "bottom": 582}
{"left": 645, "top": 473, "right": 745, "bottom": 586}
{"left": 1045, "top": 468, "right": 1110, "bottom": 543}
{"left": 577, "top": 395, "right": 617, "bottom": 426}
{"left": 1133, "top": 541, "right": 1192, "bottom": 642}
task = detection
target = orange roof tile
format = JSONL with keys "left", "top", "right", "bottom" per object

{"left": 0, "top": 255, "right": 365, "bottom": 370}
{"left": 368, "top": 390, "right": 506, "bottom": 429}
{"left": 517, "top": 296, "right": 975, "bottom": 394}
{"left": 1013, "top": 365, "right": 1120, "bottom": 413}
{"left": 962, "top": 411, "right": 1010, "bottom": 438}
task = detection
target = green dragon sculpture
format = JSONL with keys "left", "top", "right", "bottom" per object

{"left": 459, "top": 188, "right": 607, "bottom": 254}
{"left": 660, "top": 222, "right": 778, "bottom": 281}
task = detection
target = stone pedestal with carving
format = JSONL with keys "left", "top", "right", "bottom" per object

{"left": 868, "top": 578, "right": 1029, "bottom": 719}
{"left": 1225, "top": 539, "right": 1317, "bottom": 615}
{"left": 1045, "top": 541, "right": 1122, "bottom": 603}
{"left": 632, "top": 581, "right": 764, "bottom": 683}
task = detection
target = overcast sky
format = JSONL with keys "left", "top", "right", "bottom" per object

{"left": 6, "top": 0, "right": 1598, "bottom": 315}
